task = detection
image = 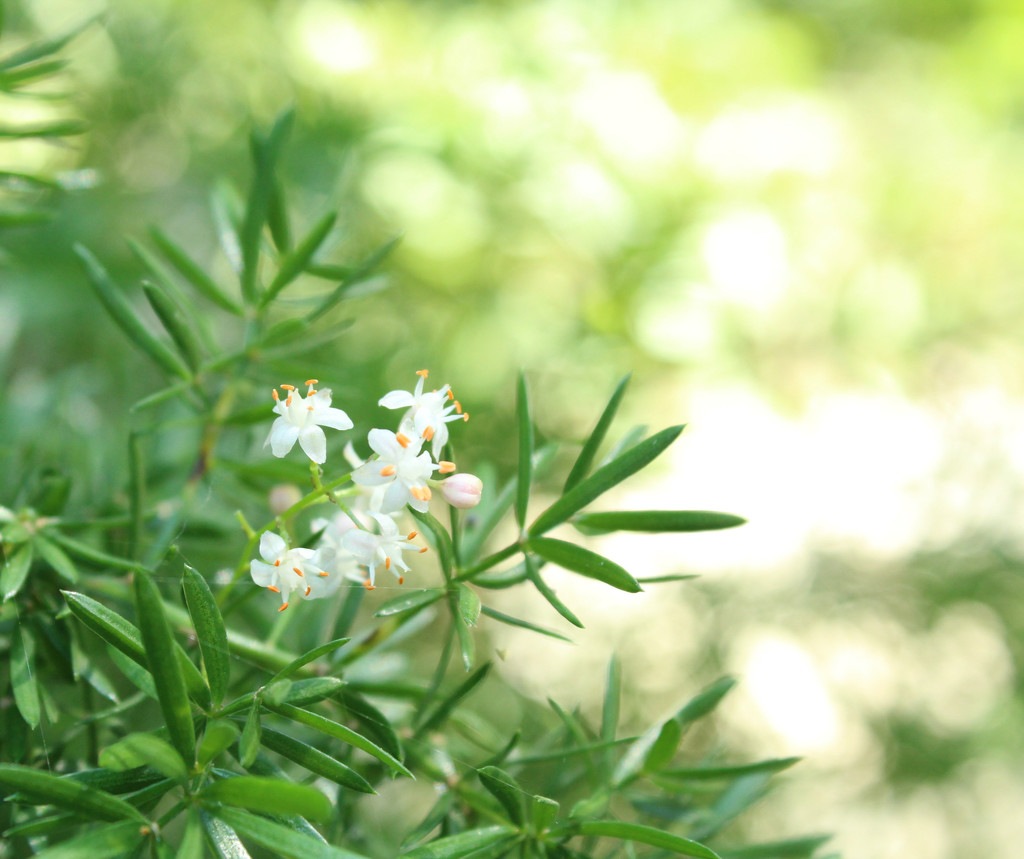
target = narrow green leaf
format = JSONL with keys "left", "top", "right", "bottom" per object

{"left": 183, "top": 564, "right": 230, "bottom": 705}
{"left": 564, "top": 373, "right": 630, "bottom": 492}
{"left": 410, "top": 509, "right": 454, "bottom": 582}
{"left": 0, "top": 120, "right": 88, "bottom": 138}
{"left": 375, "top": 588, "right": 445, "bottom": 617}
{"left": 201, "top": 809, "right": 253, "bottom": 859}
{"left": 34, "top": 533, "right": 78, "bottom": 583}
{"left": 658, "top": 757, "right": 801, "bottom": 782}
{"left": 532, "top": 796, "right": 559, "bottom": 832}
{"left": 261, "top": 211, "right": 337, "bottom": 307}
{"left": 259, "top": 726, "right": 374, "bottom": 793}
{"left": 201, "top": 776, "right": 331, "bottom": 822}
{"left": 240, "top": 109, "right": 294, "bottom": 304}
{"left": 267, "top": 702, "right": 412, "bottom": 778}
{"left": 515, "top": 371, "right": 533, "bottom": 529}
{"left": 0, "top": 15, "right": 96, "bottom": 73}
{"left": 416, "top": 663, "right": 491, "bottom": 736}
{"left": 48, "top": 532, "right": 138, "bottom": 571}
{"left": 198, "top": 720, "right": 241, "bottom": 766}
{"left": 678, "top": 676, "right": 737, "bottom": 724}
{"left": 11, "top": 622, "right": 40, "bottom": 728}
{"left": 283, "top": 676, "right": 346, "bottom": 706}
{"left": 575, "top": 821, "right": 721, "bottom": 858}
{"left": 2, "top": 542, "right": 33, "bottom": 601}
{"left": 601, "top": 656, "right": 621, "bottom": 753}
{"left": 262, "top": 679, "right": 293, "bottom": 707}
{"left": 142, "top": 281, "right": 203, "bottom": 371}
{"left": 0, "top": 764, "right": 146, "bottom": 822}
{"left": 335, "top": 688, "right": 403, "bottom": 760}
{"left": 266, "top": 637, "right": 349, "bottom": 686}
{"left": 176, "top": 808, "right": 204, "bottom": 859}
{"left": 239, "top": 703, "right": 261, "bottom": 768}
{"left": 477, "top": 766, "right": 526, "bottom": 826}
{"left": 529, "top": 424, "right": 685, "bottom": 536}
{"left": 527, "top": 538, "right": 641, "bottom": 593}
{"left": 718, "top": 834, "right": 831, "bottom": 858}
{"left": 306, "top": 236, "right": 399, "bottom": 324}
{"left": 400, "top": 826, "right": 518, "bottom": 859}
{"left": 479, "top": 605, "right": 573, "bottom": 643}
{"left": 212, "top": 806, "right": 371, "bottom": 859}
{"left": 454, "top": 606, "right": 475, "bottom": 672}
{"left": 644, "top": 718, "right": 683, "bottom": 772}
{"left": 267, "top": 179, "right": 292, "bottom": 252}
{"left": 132, "top": 571, "right": 196, "bottom": 766}
{"left": 100, "top": 733, "right": 188, "bottom": 783}
{"left": 574, "top": 510, "right": 747, "bottom": 533}
{"left": 108, "top": 646, "right": 157, "bottom": 699}
{"left": 524, "top": 554, "right": 583, "bottom": 628}
{"left": 73, "top": 244, "right": 191, "bottom": 379}
{"left": 457, "top": 584, "right": 481, "bottom": 627}
{"left": 149, "top": 226, "right": 243, "bottom": 315}
{"left": 29, "top": 820, "right": 145, "bottom": 859}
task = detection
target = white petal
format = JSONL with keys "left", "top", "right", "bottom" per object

{"left": 343, "top": 441, "right": 364, "bottom": 469}
{"left": 379, "top": 390, "right": 415, "bottom": 409}
{"left": 368, "top": 511, "right": 400, "bottom": 538}
{"left": 352, "top": 462, "right": 392, "bottom": 487}
{"left": 298, "top": 425, "right": 327, "bottom": 463}
{"left": 259, "top": 532, "right": 287, "bottom": 562}
{"left": 367, "top": 428, "right": 401, "bottom": 459}
{"left": 268, "top": 419, "right": 301, "bottom": 458}
{"left": 317, "top": 407, "right": 353, "bottom": 431}
{"left": 250, "top": 560, "right": 279, "bottom": 587}
{"left": 305, "top": 571, "right": 344, "bottom": 599}
{"left": 342, "top": 529, "right": 378, "bottom": 565}
{"left": 380, "top": 480, "right": 410, "bottom": 513}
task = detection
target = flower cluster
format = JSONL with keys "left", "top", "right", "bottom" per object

{"left": 252, "top": 370, "right": 479, "bottom": 609}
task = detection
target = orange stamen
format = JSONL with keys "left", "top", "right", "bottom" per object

{"left": 407, "top": 530, "right": 418, "bottom": 540}
{"left": 447, "top": 389, "right": 455, "bottom": 400}
{"left": 396, "top": 433, "right": 411, "bottom": 448}
{"left": 423, "top": 426, "right": 435, "bottom": 441}
{"left": 281, "top": 384, "right": 295, "bottom": 391}
{"left": 307, "top": 404, "right": 314, "bottom": 411}
{"left": 285, "top": 395, "right": 293, "bottom": 407}
{"left": 422, "top": 486, "right": 432, "bottom": 500}
{"left": 439, "top": 461, "right": 456, "bottom": 474}
{"left": 318, "top": 571, "right": 329, "bottom": 577}
{"left": 293, "top": 567, "right": 304, "bottom": 577}
{"left": 364, "top": 579, "right": 375, "bottom": 590}
{"left": 305, "top": 379, "right": 319, "bottom": 386}
{"left": 274, "top": 559, "right": 281, "bottom": 567}
{"left": 304, "top": 586, "right": 311, "bottom": 596}
{"left": 380, "top": 464, "right": 396, "bottom": 476}
{"left": 272, "top": 388, "right": 279, "bottom": 401}
{"left": 268, "top": 585, "right": 280, "bottom": 593}
{"left": 385, "top": 557, "right": 391, "bottom": 570}
{"left": 463, "top": 413, "right": 469, "bottom": 421}
{"left": 398, "top": 576, "right": 404, "bottom": 584}
{"left": 454, "top": 400, "right": 463, "bottom": 414}
{"left": 278, "top": 602, "right": 289, "bottom": 612}
{"left": 416, "top": 369, "right": 429, "bottom": 378}
{"left": 418, "top": 546, "right": 428, "bottom": 553}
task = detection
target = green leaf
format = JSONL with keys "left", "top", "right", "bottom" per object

{"left": 416, "top": 662, "right": 491, "bottom": 736}
{"left": 2, "top": 542, "right": 33, "bottom": 601}
{"left": 677, "top": 676, "right": 737, "bottom": 724}
{"left": 267, "top": 702, "right": 413, "bottom": 779}
{"left": 718, "top": 835, "right": 832, "bottom": 858}
{"left": 29, "top": 821, "right": 146, "bottom": 859}
{"left": 400, "top": 826, "right": 518, "bottom": 858}
{"left": 258, "top": 726, "right": 374, "bottom": 793}
{"left": 515, "top": 371, "right": 533, "bottom": 529}
{"left": 142, "top": 281, "right": 203, "bottom": 371}
{"left": 575, "top": 821, "right": 721, "bottom": 858}
{"left": 658, "top": 757, "right": 801, "bottom": 783}
{"left": 0, "top": 764, "right": 146, "bottom": 822}
{"left": 176, "top": 808, "right": 204, "bottom": 859}
{"left": 261, "top": 211, "right": 337, "bottom": 307}
{"left": 305, "top": 236, "right": 398, "bottom": 324}
{"left": 201, "top": 809, "right": 253, "bottom": 859}
{"left": 527, "top": 538, "right": 641, "bottom": 593}
{"left": 283, "top": 676, "right": 346, "bottom": 706}
{"left": 564, "top": 373, "right": 630, "bottom": 492}
{"left": 479, "top": 605, "right": 573, "bottom": 643}
{"left": 529, "top": 424, "right": 685, "bottom": 536}
{"left": 262, "top": 679, "right": 293, "bottom": 707}
{"left": 240, "top": 109, "right": 294, "bottom": 304}
{"left": 108, "top": 646, "right": 158, "bottom": 700}
{"left": 198, "top": 720, "right": 241, "bottom": 766}
{"left": 73, "top": 244, "right": 191, "bottom": 379}
{"left": 266, "top": 637, "right": 349, "bottom": 686}
{"left": 183, "top": 565, "right": 230, "bottom": 705}
{"left": 0, "top": 15, "right": 96, "bottom": 73}
{"left": 239, "top": 703, "right": 262, "bottom": 769}
{"left": 524, "top": 554, "right": 583, "bottom": 628}
{"left": 574, "top": 510, "right": 747, "bottom": 533}
{"left": 267, "top": 180, "right": 292, "bottom": 252}
{"left": 457, "top": 584, "right": 482, "bottom": 627}
{"left": 532, "top": 796, "right": 559, "bottom": 832}
{"left": 149, "top": 226, "right": 243, "bottom": 315}
{"left": 375, "top": 588, "right": 445, "bottom": 617}
{"left": 100, "top": 733, "right": 189, "bottom": 783}
{"left": 201, "top": 776, "right": 331, "bottom": 823}
{"left": 601, "top": 656, "right": 621, "bottom": 769}
{"left": 211, "top": 807, "right": 371, "bottom": 859}
{"left": 335, "top": 689, "right": 403, "bottom": 760}
{"left": 644, "top": 718, "right": 684, "bottom": 772}
{"left": 132, "top": 571, "right": 196, "bottom": 766}
{"left": 477, "top": 766, "right": 526, "bottom": 826}
{"left": 34, "top": 534, "right": 79, "bottom": 583}
{"left": 11, "top": 622, "right": 40, "bottom": 728}
{"left": 410, "top": 509, "right": 454, "bottom": 582}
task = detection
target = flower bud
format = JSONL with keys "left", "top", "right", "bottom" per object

{"left": 268, "top": 484, "right": 303, "bottom": 516}
{"left": 441, "top": 473, "right": 483, "bottom": 509}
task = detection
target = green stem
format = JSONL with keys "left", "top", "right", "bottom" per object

{"left": 456, "top": 541, "right": 520, "bottom": 581}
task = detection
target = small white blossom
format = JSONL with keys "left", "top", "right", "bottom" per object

{"left": 265, "top": 380, "right": 353, "bottom": 464}
{"left": 341, "top": 512, "right": 424, "bottom": 589}
{"left": 311, "top": 513, "right": 364, "bottom": 584}
{"left": 249, "top": 531, "right": 339, "bottom": 610}
{"left": 441, "top": 473, "right": 484, "bottom": 508}
{"left": 351, "top": 428, "right": 437, "bottom": 513}
{"left": 379, "top": 369, "right": 468, "bottom": 459}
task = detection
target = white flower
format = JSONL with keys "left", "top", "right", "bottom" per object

{"left": 311, "top": 513, "right": 364, "bottom": 584}
{"left": 265, "top": 380, "right": 353, "bottom": 464}
{"left": 249, "top": 531, "right": 339, "bottom": 610}
{"left": 441, "top": 473, "right": 484, "bottom": 508}
{"left": 379, "top": 369, "right": 468, "bottom": 459}
{"left": 351, "top": 428, "right": 438, "bottom": 513}
{"left": 341, "top": 512, "right": 425, "bottom": 589}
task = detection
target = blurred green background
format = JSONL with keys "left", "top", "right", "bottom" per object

{"left": 4, "top": 0, "right": 1024, "bottom": 857}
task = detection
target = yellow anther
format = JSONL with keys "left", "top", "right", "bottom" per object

{"left": 278, "top": 602, "right": 289, "bottom": 612}
{"left": 318, "top": 571, "right": 329, "bottom": 577}
{"left": 304, "top": 586, "right": 311, "bottom": 596}
{"left": 454, "top": 400, "right": 463, "bottom": 414}
{"left": 463, "top": 413, "right": 470, "bottom": 421}
{"left": 398, "top": 576, "right": 405, "bottom": 584}
{"left": 272, "top": 388, "right": 280, "bottom": 401}
{"left": 396, "top": 433, "right": 411, "bottom": 448}
{"left": 305, "top": 379, "right": 319, "bottom": 386}
{"left": 407, "top": 530, "right": 418, "bottom": 540}
{"left": 385, "top": 557, "right": 391, "bottom": 570}
{"left": 274, "top": 559, "right": 280, "bottom": 567}
{"left": 364, "top": 579, "right": 375, "bottom": 590}
{"left": 380, "top": 464, "right": 396, "bottom": 476}
{"left": 268, "top": 585, "right": 280, "bottom": 593}
{"left": 416, "top": 369, "right": 429, "bottom": 378}
{"left": 418, "top": 546, "right": 428, "bottom": 553}
{"left": 280, "top": 384, "right": 295, "bottom": 391}
{"left": 423, "top": 426, "right": 435, "bottom": 441}
{"left": 439, "top": 461, "right": 456, "bottom": 474}
{"left": 285, "top": 395, "right": 293, "bottom": 407}
{"left": 447, "top": 389, "right": 455, "bottom": 401}
{"left": 292, "top": 567, "right": 304, "bottom": 577}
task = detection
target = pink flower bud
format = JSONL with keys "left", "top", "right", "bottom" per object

{"left": 268, "top": 484, "right": 302, "bottom": 515}
{"left": 441, "top": 473, "right": 483, "bottom": 509}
